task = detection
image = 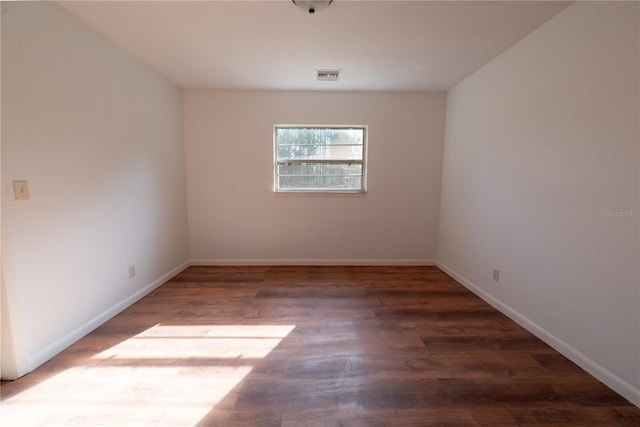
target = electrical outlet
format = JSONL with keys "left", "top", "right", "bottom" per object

{"left": 13, "top": 180, "right": 30, "bottom": 201}
{"left": 128, "top": 265, "right": 136, "bottom": 279}
{"left": 492, "top": 268, "right": 500, "bottom": 282}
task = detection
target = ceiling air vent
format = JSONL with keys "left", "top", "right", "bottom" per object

{"left": 316, "top": 69, "right": 341, "bottom": 81}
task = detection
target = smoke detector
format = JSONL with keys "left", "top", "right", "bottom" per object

{"left": 316, "top": 69, "right": 341, "bottom": 81}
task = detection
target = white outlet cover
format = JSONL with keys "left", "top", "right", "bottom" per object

{"left": 13, "top": 180, "right": 30, "bottom": 201}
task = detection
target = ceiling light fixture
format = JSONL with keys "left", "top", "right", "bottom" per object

{"left": 292, "top": 0, "right": 333, "bottom": 15}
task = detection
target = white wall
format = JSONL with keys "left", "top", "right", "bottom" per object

{"left": 1, "top": 2, "right": 190, "bottom": 377}
{"left": 438, "top": 1, "right": 639, "bottom": 405}
{"left": 183, "top": 90, "right": 445, "bottom": 264}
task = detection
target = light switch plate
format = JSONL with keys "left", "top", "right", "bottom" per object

{"left": 13, "top": 180, "right": 30, "bottom": 201}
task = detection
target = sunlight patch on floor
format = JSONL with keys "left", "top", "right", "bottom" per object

{"left": 1, "top": 324, "right": 295, "bottom": 426}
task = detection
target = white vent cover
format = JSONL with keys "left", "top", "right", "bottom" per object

{"left": 316, "top": 69, "right": 341, "bottom": 81}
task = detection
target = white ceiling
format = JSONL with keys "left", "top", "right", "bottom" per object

{"left": 59, "top": 1, "right": 571, "bottom": 91}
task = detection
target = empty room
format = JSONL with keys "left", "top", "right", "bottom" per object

{"left": 1, "top": 1, "right": 639, "bottom": 425}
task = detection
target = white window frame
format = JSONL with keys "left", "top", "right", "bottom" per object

{"left": 273, "top": 125, "right": 368, "bottom": 193}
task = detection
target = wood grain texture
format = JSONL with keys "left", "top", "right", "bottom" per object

{"left": 1, "top": 266, "right": 638, "bottom": 426}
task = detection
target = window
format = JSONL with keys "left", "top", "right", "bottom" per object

{"left": 274, "top": 125, "right": 367, "bottom": 192}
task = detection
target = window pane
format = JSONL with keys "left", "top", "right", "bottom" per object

{"left": 277, "top": 163, "right": 363, "bottom": 190}
{"left": 277, "top": 144, "right": 363, "bottom": 160}
{"left": 274, "top": 125, "right": 366, "bottom": 192}
{"left": 276, "top": 128, "right": 364, "bottom": 160}
{"left": 278, "top": 175, "right": 363, "bottom": 190}
{"left": 277, "top": 163, "right": 362, "bottom": 177}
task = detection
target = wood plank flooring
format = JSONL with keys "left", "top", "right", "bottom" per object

{"left": 2, "top": 266, "right": 638, "bottom": 426}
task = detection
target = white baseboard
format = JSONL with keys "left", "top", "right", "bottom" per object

{"left": 436, "top": 261, "right": 640, "bottom": 408}
{"left": 27, "top": 261, "right": 190, "bottom": 374}
{"left": 190, "top": 258, "right": 436, "bottom": 266}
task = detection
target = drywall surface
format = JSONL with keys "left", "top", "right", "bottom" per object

{"left": 438, "top": 1, "right": 639, "bottom": 404}
{"left": 1, "top": 2, "right": 189, "bottom": 376}
{"left": 183, "top": 90, "right": 445, "bottom": 264}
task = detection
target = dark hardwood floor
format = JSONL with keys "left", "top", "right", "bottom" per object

{"left": 2, "top": 266, "right": 638, "bottom": 426}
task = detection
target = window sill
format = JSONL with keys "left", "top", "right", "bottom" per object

{"left": 274, "top": 189, "right": 367, "bottom": 197}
